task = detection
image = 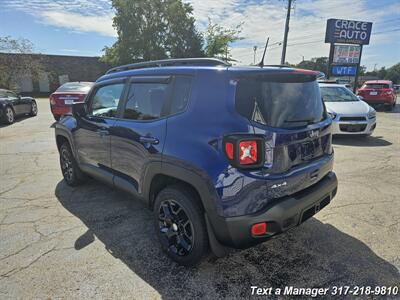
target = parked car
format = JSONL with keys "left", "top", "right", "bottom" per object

{"left": 356, "top": 80, "right": 397, "bottom": 111}
{"left": 319, "top": 83, "right": 376, "bottom": 136}
{"left": 49, "top": 82, "right": 93, "bottom": 120}
{"left": 54, "top": 58, "right": 338, "bottom": 265}
{"left": 0, "top": 89, "right": 37, "bottom": 124}
{"left": 394, "top": 84, "right": 400, "bottom": 94}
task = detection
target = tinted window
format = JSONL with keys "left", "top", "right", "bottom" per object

{"left": 170, "top": 77, "right": 192, "bottom": 114}
{"left": 6, "top": 91, "right": 17, "bottom": 98}
{"left": 364, "top": 83, "right": 389, "bottom": 89}
{"left": 90, "top": 83, "right": 124, "bottom": 117}
{"left": 236, "top": 77, "right": 324, "bottom": 128}
{"left": 123, "top": 83, "right": 169, "bottom": 120}
{"left": 320, "top": 86, "right": 358, "bottom": 102}
{"left": 57, "top": 82, "right": 93, "bottom": 93}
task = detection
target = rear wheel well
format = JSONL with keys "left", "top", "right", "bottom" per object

{"left": 149, "top": 174, "right": 205, "bottom": 212}
{"left": 56, "top": 135, "right": 69, "bottom": 151}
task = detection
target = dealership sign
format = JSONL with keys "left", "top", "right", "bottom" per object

{"left": 333, "top": 45, "right": 361, "bottom": 64}
{"left": 325, "top": 19, "right": 372, "bottom": 45}
{"left": 331, "top": 65, "right": 357, "bottom": 76}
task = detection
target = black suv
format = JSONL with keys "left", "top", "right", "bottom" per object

{"left": 54, "top": 58, "right": 338, "bottom": 265}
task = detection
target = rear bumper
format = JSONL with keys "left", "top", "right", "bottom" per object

{"left": 210, "top": 171, "right": 338, "bottom": 249}
{"left": 363, "top": 98, "right": 394, "bottom": 105}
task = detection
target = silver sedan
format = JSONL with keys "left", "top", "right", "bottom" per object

{"left": 319, "top": 83, "right": 376, "bottom": 136}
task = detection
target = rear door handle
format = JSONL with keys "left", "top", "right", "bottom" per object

{"left": 97, "top": 129, "right": 109, "bottom": 137}
{"left": 139, "top": 136, "right": 159, "bottom": 145}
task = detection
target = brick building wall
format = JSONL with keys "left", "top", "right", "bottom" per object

{"left": 0, "top": 53, "right": 110, "bottom": 95}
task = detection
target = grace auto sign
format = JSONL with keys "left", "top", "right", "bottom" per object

{"left": 325, "top": 19, "right": 373, "bottom": 45}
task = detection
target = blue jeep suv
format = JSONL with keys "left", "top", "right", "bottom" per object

{"left": 54, "top": 58, "right": 338, "bottom": 265}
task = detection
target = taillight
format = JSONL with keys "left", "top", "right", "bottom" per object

{"left": 225, "top": 142, "right": 234, "bottom": 160}
{"left": 238, "top": 140, "right": 257, "bottom": 165}
{"left": 223, "top": 135, "right": 265, "bottom": 169}
{"left": 384, "top": 90, "right": 392, "bottom": 95}
{"left": 50, "top": 95, "right": 56, "bottom": 105}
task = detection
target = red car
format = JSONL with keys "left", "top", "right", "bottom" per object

{"left": 357, "top": 80, "right": 397, "bottom": 111}
{"left": 49, "top": 82, "right": 93, "bottom": 120}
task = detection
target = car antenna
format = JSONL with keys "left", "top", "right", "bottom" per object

{"left": 257, "top": 37, "right": 269, "bottom": 67}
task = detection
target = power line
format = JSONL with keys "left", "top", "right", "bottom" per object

{"left": 373, "top": 28, "right": 400, "bottom": 35}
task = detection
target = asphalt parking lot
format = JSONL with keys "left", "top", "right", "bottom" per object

{"left": 1, "top": 99, "right": 399, "bottom": 299}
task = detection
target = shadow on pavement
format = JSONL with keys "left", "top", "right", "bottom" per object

{"left": 333, "top": 135, "right": 392, "bottom": 147}
{"left": 375, "top": 103, "right": 400, "bottom": 114}
{"left": 0, "top": 115, "right": 32, "bottom": 128}
{"left": 55, "top": 180, "right": 400, "bottom": 299}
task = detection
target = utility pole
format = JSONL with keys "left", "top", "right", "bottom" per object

{"left": 280, "top": 0, "right": 294, "bottom": 65}
{"left": 253, "top": 46, "right": 258, "bottom": 64}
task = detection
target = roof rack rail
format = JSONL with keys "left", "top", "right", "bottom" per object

{"left": 105, "top": 58, "right": 230, "bottom": 74}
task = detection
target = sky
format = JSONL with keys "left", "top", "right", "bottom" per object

{"left": 0, "top": 0, "right": 399, "bottom": 70}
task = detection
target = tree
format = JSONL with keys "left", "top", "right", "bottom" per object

{"left": 204, "top": 18, "right": 243, "bottom": 62}
{"left": 296, "top": 57, "right": 329, "bottom": 74}
{"left": 101, "top": 0, "right": 204, "bottom": 66}
{"left": 0, "top": 36, "right": 43, "bottom": 90}
{"left": 384, "top": 63, "right": 400, "bottom": 83}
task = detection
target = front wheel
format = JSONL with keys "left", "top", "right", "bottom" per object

{"left": 3, "top": 106, "right": 15, "bottom": 124}
{"left": 59, "top": 142, "right": 87, "bottom": 186}
{"left": 154, "top": 186, "right": 209, "bottom": 266}
{"left": 30, "top": 101, "right": 38, "bottom": 116}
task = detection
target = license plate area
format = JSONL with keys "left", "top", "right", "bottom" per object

{"left": 301, "top": 139, "right": 320, "bottom": 160}
{"left": 370, "top": 91, "right": 378, "bottom": 95}
{"left": 64, "top": 99, "right": 74, "bottom": 105}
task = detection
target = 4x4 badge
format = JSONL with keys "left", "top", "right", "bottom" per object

{"left": 271, "top": 182, "right": 287, "bottom": 189}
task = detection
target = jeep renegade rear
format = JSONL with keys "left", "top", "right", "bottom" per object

{"left": 54, "top": 58, "right": 337, "bottom": 266}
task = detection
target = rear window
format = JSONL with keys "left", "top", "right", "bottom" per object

{"left": 320, "top": 86, "right": 358, "bottom": 102}
{"left": 57, "top": 82, "right": 93, "bottom": 93}
{"left": 235, "top": 76, "right": 325, "bottom": 128}
{"left": 363, "top": 83, "right": 389, "bottom": 89}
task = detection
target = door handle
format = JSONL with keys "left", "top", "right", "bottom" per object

{"left": 139, "top": 136, "right": 159, "bottom": 145}
{"left": 97, "top": 129, "right": 109, "bottom": 137}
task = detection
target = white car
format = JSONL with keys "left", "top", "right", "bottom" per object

{"left": 319, "top": 83, "right": 376, "bottom": 136}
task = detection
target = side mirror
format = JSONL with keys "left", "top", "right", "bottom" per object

{"left": 72, "top": 102, "right": 87, "bottom": 117}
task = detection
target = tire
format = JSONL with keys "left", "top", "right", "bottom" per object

{"left": 30, "top": 101, "right": 38, "bottom": 116}
{"left": 385, "top": 105, "right": 393, "bottom": 111}
{"left": 3, "top": 106, "right": 15, "bottom": 124}
{"left": 154, "top": 185, "right": 209, "bottom": 266}
{"left": 59, "top": 142, "right": 87, "bottom": 186}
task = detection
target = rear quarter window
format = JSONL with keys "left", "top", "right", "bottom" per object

{"left": 169, "top": 76, "right": 192, "bottom": 115}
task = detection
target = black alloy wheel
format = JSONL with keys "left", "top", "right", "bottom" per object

{"left": 158, "top": 199, "right": 194, "bottom": 256}
{"left": 59, "top": 143, "right": 86, "bottom": 186}
{"left": 154, "top": 186, "right": 209, "bottom": 266}
{"left": 60, "top": 145, "right": 74, "bottom": 183}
